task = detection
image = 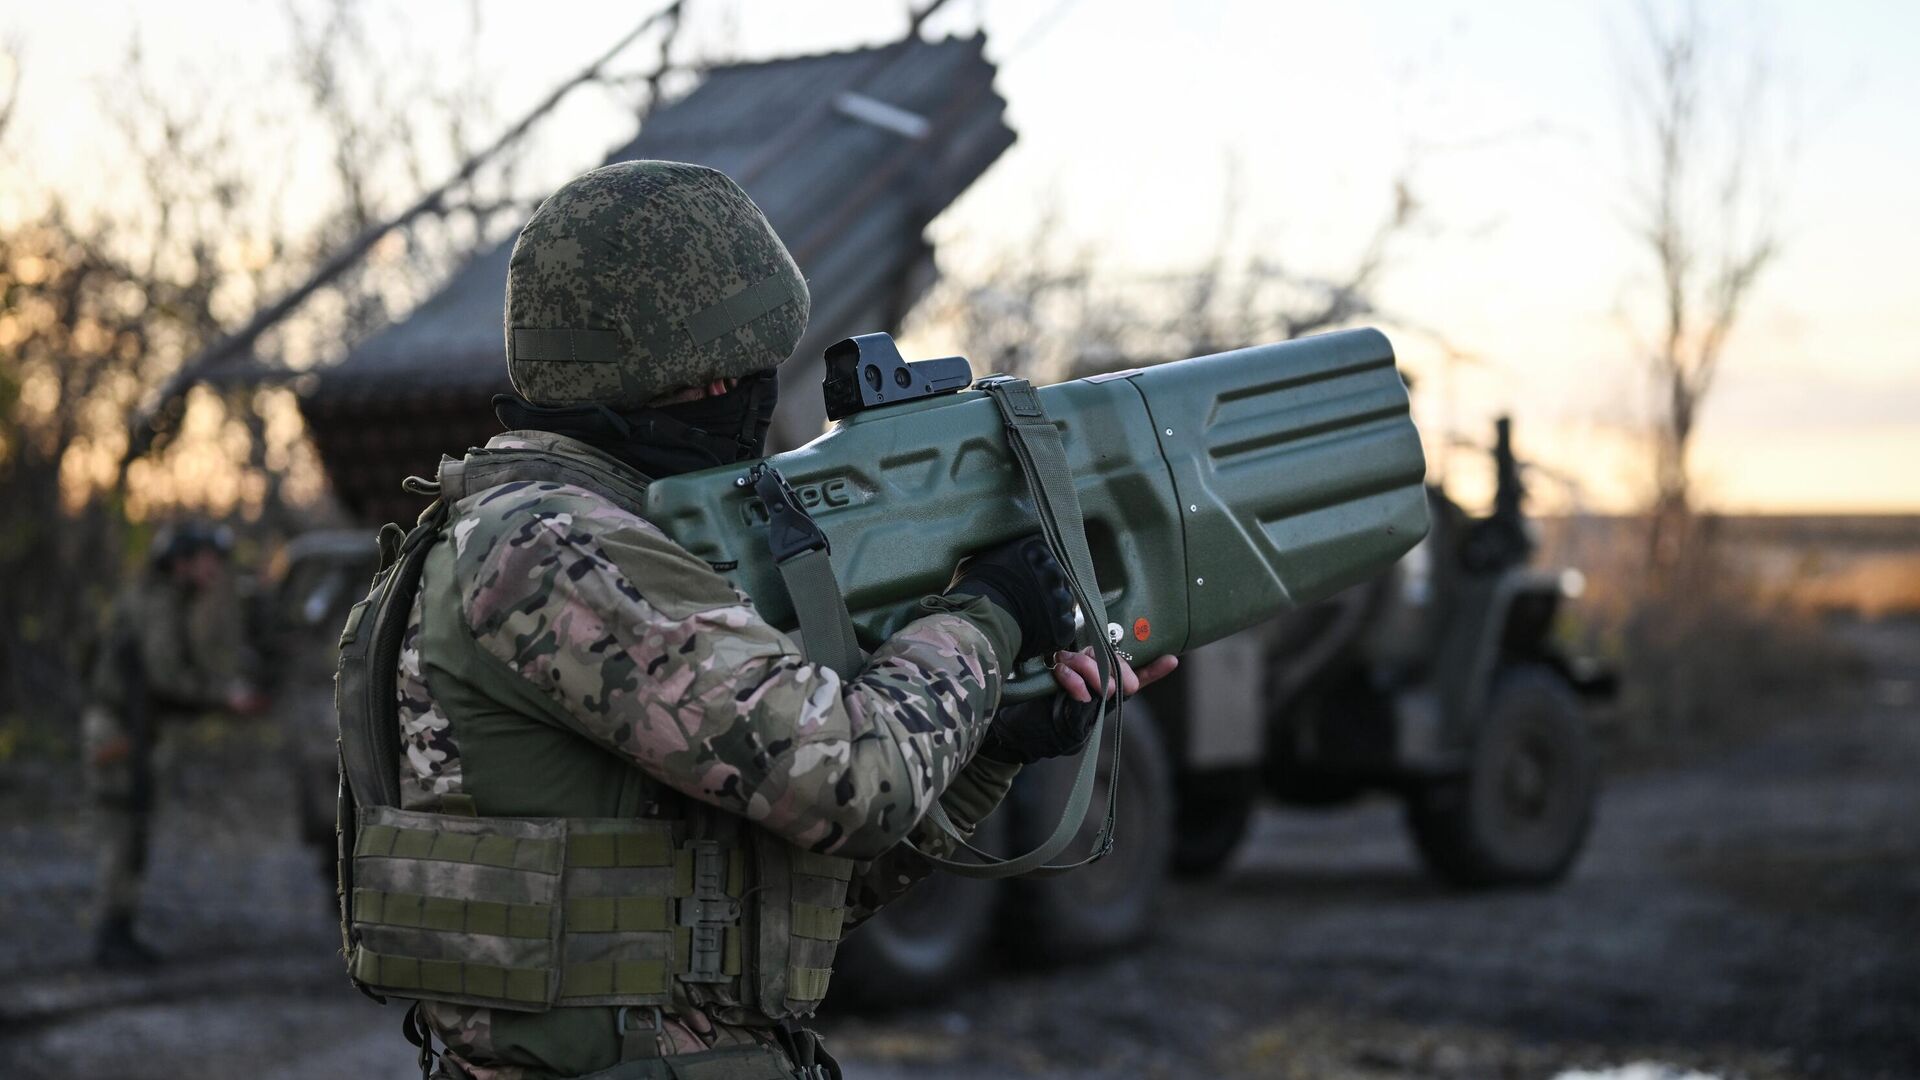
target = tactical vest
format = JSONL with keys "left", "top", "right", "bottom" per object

{"left": 334, "top": 440, "right": 855, "bottom": 1027}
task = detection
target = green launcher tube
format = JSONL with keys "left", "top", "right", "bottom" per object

{"left": 644, "top": 327, "right": 1430, "bottom": 700}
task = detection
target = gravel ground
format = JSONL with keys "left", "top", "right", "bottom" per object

{"left": 2, "top": 620, "right": 1914, "bottom": 1080}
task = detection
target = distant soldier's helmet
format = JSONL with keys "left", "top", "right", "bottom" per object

{"left": 504, "top": 160, "right": 810, "bottom": 408}
{"left": 149, "top": 520, "right": 234, "bottom": 570}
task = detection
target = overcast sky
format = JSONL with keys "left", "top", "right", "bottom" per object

{"left": 5, "top": 0, "right": 1917, "bottom": 512}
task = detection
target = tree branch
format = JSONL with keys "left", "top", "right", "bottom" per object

{"left": 124, "top": 0, "right": 688, "bottom": 466}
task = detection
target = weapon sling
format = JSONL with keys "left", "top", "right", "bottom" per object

{"left": 758, "top": 378, "right": 1124, "bottom": 879}
{"left": 750, "top": 464, "right": 865, "bottom": 679}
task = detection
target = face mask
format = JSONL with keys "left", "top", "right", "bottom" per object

{"left": 656, "top": 369, "right": 780, "bottom": 463}
{"left": 493, "top": 370, "right": 781, "bottom": 480}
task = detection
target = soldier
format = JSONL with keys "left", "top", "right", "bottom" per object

{"left": 340, "top": 160, "right": 1175, "bottom": 1080}
{"left": 85, "top": 521, "right": 266, "bottom": 968}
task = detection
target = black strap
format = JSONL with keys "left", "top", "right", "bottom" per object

{"left": 403, "top": 1001, "right": 440, "bottom": 1080}
{"left": 336, "top": 499, "right": 449, "bottom": 1003}
{"left": 340, "top": 500, "right": 448, "bottom": 811}
{"left": 751, "top": 464, "right": 863, "bottom": 679}
{"left": 776, "top": 1021, "right": 844, "bottom": 1080}
{"left": 907, "top": 378, "right": 1124, "bottom": 879}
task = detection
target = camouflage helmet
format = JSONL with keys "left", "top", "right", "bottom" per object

{"left": 149, "top": 520, "right": 234, "bottom": 570}
{"left": 504, "top": 160, "right": 809, "bottom": 408}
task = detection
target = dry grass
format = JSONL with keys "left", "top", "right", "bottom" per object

{"left": 1539, "top": 514, "right": 1888, "bottom": 743}
{"left": 1773, "top": 553, "right": 1920, "bottom": 619}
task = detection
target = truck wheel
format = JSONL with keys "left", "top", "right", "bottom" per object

{"left": 1263, "top": 677, "right": 1372, "bottom": 808}
{"left": 1171, "top": 784, "right": 1254, "bottom": 878}
{"left": 1405, "top": 664, "right": 1597, "bottom": 887}
{"left": 1004, "top": 701, "right": 1173, "bottom": 962}
{"left": 1264, "top": 761, "right": 1365, "bottom": 809}
{"left": 828, "top": 811, "right": 1006, "bottom": 1008}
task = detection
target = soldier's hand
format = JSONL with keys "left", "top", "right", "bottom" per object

{"left": 226, "top": 684, "right": 270, "bottom": 717}
{"left": 978, "top": 650, "right": 1179, "bottom": 765}
{"left": 1049, "top": 647, "right": 1179, "bottom": 704}
{"left": 90, "top": 735, "right": 133, "bottom": 768}
{"left": 946, "top": 535, "right": 1076, "bottom": 662}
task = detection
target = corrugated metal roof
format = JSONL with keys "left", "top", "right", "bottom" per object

{"left": 304, "top": 33, "right": 1013, "bottom": 521}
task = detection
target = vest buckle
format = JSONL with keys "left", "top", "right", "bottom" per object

{"left": 676, "top": 840, "right": 739, "bottom": 984}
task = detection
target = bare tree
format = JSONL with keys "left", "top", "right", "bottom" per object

{"left": 0, "top": 42, "right": 17, "bottom": 143}
{"left": 0, "top": 0, "right": 702, "bottom": 741}
{"left": 1620, "top": 3, "right": 1786, "bottom": 574}
{"left": 913, "top": 166, "right": 1425, "bottom": 387}
{"left": 0, "top": 3, "right": 526, "bottom": 738}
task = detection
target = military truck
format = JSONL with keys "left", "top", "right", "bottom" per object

{"left": 1165, "top": 417, "right": 1613, "bottom": 885}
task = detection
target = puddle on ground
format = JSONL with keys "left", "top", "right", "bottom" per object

{"left": 1555, "top": 1064, "right": 1724, "bottom": 1080}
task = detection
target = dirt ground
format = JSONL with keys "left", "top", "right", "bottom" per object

{"left": 1, "top": 619, "right": 1914, "bottom": 1080}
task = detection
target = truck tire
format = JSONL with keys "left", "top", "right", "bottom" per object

{"left": 1171, "top": 784, "right": 1254, "bottom": 878}
{"left": 1004, "top": 701, "right": 1173, "bottom": 962}
{"left": 1263, "top": 675, "right": 1375, "bottom": 809}
{"left": 1264, "top": 760, "right": 1365, "bottom": 808}
{"left": 1405, "top": 664, "right": 1597, "bottom": 887}
{"left": 828, "top": 811, "right": 1006, "bottom": 1008}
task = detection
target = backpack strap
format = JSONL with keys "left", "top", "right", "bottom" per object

{"left": 337, "top": 501, "right": 449, "bottom": 811}
{"left": 335, "top": 499, "right": 450, "bottom": 998}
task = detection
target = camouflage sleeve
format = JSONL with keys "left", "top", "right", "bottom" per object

{"left": 455, "top": 487, "right": 1021, "bottom": 860}
{"left": 187, "top": 572, "right": 250, "bottom": 685}
{"left": 136, "top": 587, "right": 229, "bottom": 711}
{"left": 843, "top": 753, "right": 1021, "bottom": 931}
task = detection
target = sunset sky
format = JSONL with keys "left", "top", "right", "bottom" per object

{"left": 5, "top": 0, "right": 1916, "bottom": 513}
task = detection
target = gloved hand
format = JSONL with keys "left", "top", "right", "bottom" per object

{"left": 225, "top": 682, "right": 270, "bottom": 717}
{"left": 91, "top": 734, "right": 133, "bottom": 768}
{"left": 978, "top": 648, "right": 1181, "bottom": 765}
{"left": 945, "top": 534, "right": 1076, "bottom": 662}
{"left": 978, "top": 694, "right": 1096, "bottom": 765}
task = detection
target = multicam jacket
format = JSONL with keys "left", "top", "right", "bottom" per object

{"left": 91, "top": 575, "right": 242, "bottom": 718}
{"left": 85, "top": 572, "right": 249, "bottom": 789}
{"left": 396, "top": 432, "right": 1020, "bottom": 1079}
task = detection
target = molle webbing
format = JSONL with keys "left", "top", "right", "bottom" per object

{"left": 349, "top": 808, "right": 566, "bottom": 1008}
{"left": 754, "top": 845, "right": 852, "bottom": 1011}
{"left": 337, "top": 443, "right": 857, "bottom": 1024}
{"left": 347, "top": 806, "right": 853, "bottom": 1014}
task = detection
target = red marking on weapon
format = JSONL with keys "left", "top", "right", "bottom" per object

{"left": 1133, "top": 618, "right": 1151, "bottom": 641}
